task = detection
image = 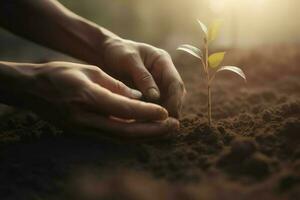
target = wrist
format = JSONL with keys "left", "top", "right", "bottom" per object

{"left": 0, "top": 62, "right": 38, "bottom": 107}
{"left": 88, "top": 25, "right": 122, "bottom": 67}
{"left": 69, "top": 17, "right": 122, "bottom": 68}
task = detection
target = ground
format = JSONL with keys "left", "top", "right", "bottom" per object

{"left": 0, "top": 45, "right": 299, "bottom": 200}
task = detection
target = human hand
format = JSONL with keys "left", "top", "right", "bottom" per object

{"left": 102, "top": 38, "right": 186, "bottom": 118}
{"left": 0, "top": 0, "right": 185, "bottom": 118}
{"left": 24, "top": 62, "right": 179, "bottom": 139}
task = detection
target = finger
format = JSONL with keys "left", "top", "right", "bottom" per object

{"left": 147, "top": 50, "right": 186, "bottom": 118}
{"left": 87, "top": 84, "right": 168, "bottom": 121}
{"left": 88, "top": 67, "right": 142, "bottom": 99}
{"left": 126, "top": 54, "right": 160, "bottom": 101}
{"left": 163, "top": 81, "right": 186, "bottom": 118}
{"left": 74, "top": 112, "right": 180, "bottom": 139}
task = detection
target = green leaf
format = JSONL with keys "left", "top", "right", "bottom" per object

{"left": 177, "top": 44, "right": 203, "bottom": 60}
{"left": 197, "top": 19, "right": 208, "bottom": 36}
{"left": 208, "top": 52, "right": 225, "bottom": 68}
{"left": 208, "top": 20, "right": 223, "bottom": 43}
{"left": 216, "top": 66, "right": 246, "bottom": 81}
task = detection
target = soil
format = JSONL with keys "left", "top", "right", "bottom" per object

{"left": 0, "top": 45, "right": 299, "bottom": 200}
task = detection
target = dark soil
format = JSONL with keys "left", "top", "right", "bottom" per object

{"left": 0, "top": 45, "right": 299, "bottom": 200}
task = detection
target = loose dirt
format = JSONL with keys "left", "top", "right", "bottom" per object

{"left": 0, "top": 45, "right": 299, "bottom": 200}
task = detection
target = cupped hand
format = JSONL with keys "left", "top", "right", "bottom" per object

{"left": 26, "top": 62, "right": 179, "bottom": 139}
{"left": 102, "top": 38, "right": 186, "bottom": 118}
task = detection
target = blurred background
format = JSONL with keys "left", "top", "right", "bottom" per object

{"left": 0, "top": 0, "right": 299, "bottom": 62}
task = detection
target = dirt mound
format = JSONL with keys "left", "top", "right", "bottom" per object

{"left": 0, "top": 46, "right": 299, "bottom": 200}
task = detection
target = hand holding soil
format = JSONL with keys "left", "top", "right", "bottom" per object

{"left": 0, "top": 61, "right": 179, "bottom": 139}
{"left": 0, "top": 0, "right": 185, "bottom": 139}
{"left": 102, "top": 38, "right": 186, "bottom": 117}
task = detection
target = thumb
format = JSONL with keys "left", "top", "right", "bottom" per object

{"left": 128, "top": 55, "right": 160, "bottom": 101}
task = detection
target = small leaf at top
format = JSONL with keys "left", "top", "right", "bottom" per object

{"left": 216, "top": 66, "right": 246, "bottom": 81}
{"left": 177, "top": 44, "right": 203, "bottom": 60}
{"left": 208, "top": 52, "right": 225, "bottom": 68}
{"left": 208, "top": 20, "right": 223, "bottom": 43}
{"left": 197, "top": 19, "right": 208, "bottom": 36}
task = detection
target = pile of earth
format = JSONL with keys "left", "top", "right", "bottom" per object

{"left": 0, "top": 45, "right": 299, "bottom": 200}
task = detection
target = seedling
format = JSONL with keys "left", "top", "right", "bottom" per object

{"left": 177, "top": 20, "right": 246, "bottom": 127}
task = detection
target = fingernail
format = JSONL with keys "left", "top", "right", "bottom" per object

{"left": 167, "top": 118, "right": 180, "bottom": 132}
{"left": 159, "top": 107, "right": 169, "bottom": 120}
{"left": 146, "top": 88, "right": 160, "bottom": 101}
{"left": 131, "top": 89, "right": 142, "bottom": 99}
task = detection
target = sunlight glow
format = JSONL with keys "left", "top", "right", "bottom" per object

{"left": 209, "top": 0, "right": 268, "bottom": 13}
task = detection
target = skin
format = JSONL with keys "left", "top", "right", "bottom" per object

{"left": 0, "top": 0, "right": 186, "bottom": 139}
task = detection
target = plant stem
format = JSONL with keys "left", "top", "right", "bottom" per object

{"left": 208, "top": 84, "right": 212, "bottom": 127}
{"left": 204, "top": 40, "right": 212, "bottom": 127}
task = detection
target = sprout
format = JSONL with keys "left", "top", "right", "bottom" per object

{"left": 177, "top": 20, "right": 246, "bottom": 127}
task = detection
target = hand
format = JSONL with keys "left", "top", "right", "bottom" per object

{"left": 24, "top": 62, "right": 179, "bottom": 139}
{"left": 102, "top": 38, "right": 186, "bottom": 118}
{"left": 0, "top": 0, "right": 185, "bottom": 118}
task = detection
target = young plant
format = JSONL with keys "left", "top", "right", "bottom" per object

{"left": 177, "top": 20, "right": 246, "bottom": 127}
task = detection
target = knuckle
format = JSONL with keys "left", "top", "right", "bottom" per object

{"left": 115, "top": 80, "right": 127, "bottom": 92}
{"left": 136, "top": 70, "right": 152, "bottom": 83}
{"left": 91, "top": 65, "right": 103, "bottom": 73}
{"left": 153, "top": 49, "right": 170, "bottom": 60}
{"left": 146, "top": 49, "right": 171, "bottom": 70}
{"left": 47, "top": 61, "right": 62, "bottom": 67}
{"left": 158, "top": 49, "right": 170, "bottom": 57}
{"left": 84, "top": 65, "right": 103, "bottom": 76}
{"left": 120, "top": 50, "right": 140, "bottom": 65}
{"left": 126, "top": 51, "right": 140, "bottom": 59}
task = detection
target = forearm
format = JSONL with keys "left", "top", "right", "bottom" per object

{"left": 0, "top": 0, "right": 119, "bottom": 67}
